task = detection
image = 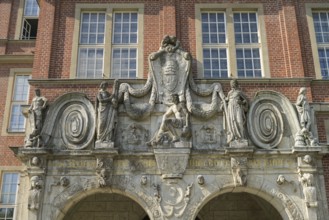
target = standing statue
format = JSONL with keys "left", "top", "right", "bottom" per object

{"left": 224, "top": 80, "right": 248, "bottom": 147}
{"left": 28, "top": 176, "right": 42, "bottom": 210}
{"left": 96, "top": 80, "right": 118, "bottom": 148}
{"left": 299, "top": 173, "right": 318, "bottom": 207}
{"left": 148, "top": 94, "right": 191, "bottom": 146}
{"left": 25, "top": 88, "right": 47, "bottom": 148}
{"left": 295, "top": 87, "right": 318, "bottom": 147}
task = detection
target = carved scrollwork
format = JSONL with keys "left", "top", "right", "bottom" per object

{"left": 248, "top": 98, "right": 284, "bottom": 149}
{"left": 41, "top": 93, "right": 95, "bottom": 150}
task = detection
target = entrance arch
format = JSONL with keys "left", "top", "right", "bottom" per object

{"left": 63, "top": 193, "right": 150, "bottom": 220}
{"left": 196, "top": 192, "right": 282, "bottom": 220}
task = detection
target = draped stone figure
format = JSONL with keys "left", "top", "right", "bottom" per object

{"left": 96, "top": 80, "right": 118, "bottom": 148}
{"left": 224, "top": 80, "right": 248, "bottom": 147}
{"left": 300, "top": 173, "right": 318, "bottom": 207}
{"left": 295, "top": 87, "right": 318, "bottom": 147}
{"left": 296, "top": 87, "right": 311, "bottom": 132}
{"left": 25, "top": 89, "right": 47, "bottom": 148}
{"left": 28, "top": 176, "right": 42, "bottom": 210}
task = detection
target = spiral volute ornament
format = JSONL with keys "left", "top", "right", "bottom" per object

{"left": 248, "top": 102, "right": 283, "bottom": 149}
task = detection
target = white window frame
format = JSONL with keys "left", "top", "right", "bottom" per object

{"left": 21, "top": 0, "right": 39, "bottom": 40}
{"left": 70, "top": 4, "right": 144, "bottom": 79}
{"left": 0, "top": 173, "right": 20, "bottom": 220}
{"left": 306, "top": 4, "right": 329, "bottom": 79}
{"left": 1, "top": 69, "right": 31, "bottom": 136}
{"left": 195, "top": 4, "right": 270, "bottom": 78}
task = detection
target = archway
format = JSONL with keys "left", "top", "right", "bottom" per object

{"left": 63, "top": 193, "right": 150, "bottom": 220}
{"left": 196, "top": 192, "right": 282, "bottom": 220}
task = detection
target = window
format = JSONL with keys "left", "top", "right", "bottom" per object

{"left": 306, "top": 4, "right": 329, "bottom": 79}
{"left": 8, "top": 75, "right": 30, "bottom": 132}
{"left": 21, "top": 0, "right": 39, "bottom": 40}
{"left": 312, "top": 11, "right": 329, "bottom": 79}
{"left": 77, "top": 12, "right": 106, "bottom": 78}
{"left": 71, "top": 4, "right": 144, "bottom": 79}
{"left": 0, "top": 173, "right": 19, "bottom": 220}
{"left": 111, "top": 12, "right": 138, "bottom": 78}
{"left": 196, "top": 4, "right": 269, "bottom": 78}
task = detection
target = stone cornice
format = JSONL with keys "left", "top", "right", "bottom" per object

{"left": 29, "top": 78, "right": 315, "bottom": 86}
{"left": 0, "top": 55, "right": 34, "bottom": 63}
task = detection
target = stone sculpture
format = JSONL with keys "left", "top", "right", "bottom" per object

{"left": 197, "top": 175, "right": 205, "bottom": 186}
{"left": 148, "top": 94, "right": 191, "bottom": 146}
{"left": 30, "top": 157, "right": 41, "bottom": 167}
{"left": 224, "top": 80, "right": 248, "bottom": 148}
{"left": 299, "top": 173, "right": 318, "bottom": 207}
{"left": 96, "top": 80, "right": 118, "bottom": 148}
{"left": 295, "top": 88, "right": 318, "bottom": 147}
{"left": 231, "top": 157, "right": 247, "bottom": 186}
{"left": 60, "top": 176, "right": 70, "bottom": 187}
{"left": 303, "top": 155, "right": 312, "bottom": 164}
{"left": 28, "top": 176, "right": 42, "bottom": 210}
{"left": 96, "top": 158, "right": 113, "bottom": 187}
{"left": 276, "top": 175, "right": 287, "bottom": 185}
{"left": 25, "top": 88, "right": 47, "bottom": 148}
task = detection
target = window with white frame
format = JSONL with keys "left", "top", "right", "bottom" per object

{"left": 21, "top": 0, "right": 39, "bottom": 40}
{"left": 197, "top": 4, "right": 269, "bottom": 79}
{"left": 234, "top": 12, "right": 262, "bottom": 78}
{"left": 77, "top": 12, "right": 106, "bottom": 78}
{"left": 201, "top": 11, "right": 261, "bottom": 78}
{"left": 111, "top": 12, "right": 138, "bottom": 78}
{"left": 312, "top": 11, "right": 329, "bottom": 79}
{"left": 0, "top": 173, "right": 19, "bottom": 220}
{"left": 8, "top": 75, "right": 30, "bottom": 132}
{"left": 72, "top": 4, "right": 143, "bottom": 79}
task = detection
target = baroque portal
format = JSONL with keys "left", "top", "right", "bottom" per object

{"left": 16, "top": 36, "right": 328, "bottom": 220}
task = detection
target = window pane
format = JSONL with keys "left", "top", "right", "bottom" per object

{"left": 203, "top": 48, "right": 228, "bottom": 78}
{"left": 24, "top": 0, "right": 39, "bottom": 16}
{"left": 77, "top": 48, "right": 104, "bottom": 78}
{"left": 236, "top": 48, "right": 262, "bottom": 78}
{"left": 111, "top": 48, "right": 137, "bottom": 78}
{"left": 13, "top": 75, "right": 30, "bottom": 101}
{"left": 318, "top": 47, "right": 329, "bottom": 79}
{"left": 112, "top": 12, "right": 138, "bottom": 44}
{"left": 201, "top": 12, "right": 226, "bottom": 44}
{"left": 234, "top": 12, "right": 258, "bottom": 44}
{"left": 1, "top": 173, "right": 19, "bottom": 205}
{"left": 79, "top": 12, "right": 105, "bottom": 45}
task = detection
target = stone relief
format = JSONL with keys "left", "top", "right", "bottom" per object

{"left": 231, "top": 157, "right": 247, "bottom": 186}
{"left": 155, "top": 181, "right": 193, "bottom": 219}
{"left": 30, "top": 156, "right": 41, "bottom": 167}
{"left": 95, "top": 158, "right": 113, "bottom": 187}
{"left": 148, "top": 94, "right": 191, "bottom": 147}
{"left": 25, "top": 89, "right": 48, "bottom": 148}
{"left": 197, "top": 175, "right": 205, "bottom": 186}
{"left": 60, "top": 176, "right": 70, "bottom": 187}
{"left": 299, "top": 173, "right": 318, "bottom": 208}
{"left": 303, "top": 155, "right": 312, "bottom": 165}
{"left": 120, "top": 123, "right": 149, "bottom": 151}
{"left": 224, "top": 80, "right": 249, "bottom": 148}
{"left": 41, "top": 93, "right": 96, "bottom": 150}
{"left": 295, "top": 88, "right": 318, "bottom": 147}
{"left": 96, "top": 80, "right": 118, "bottom": 149}
{"left": 28, "top": 176, "right": 43, "bottom": 210}
{"left": 141, "top": 176, "right": 147, "bottom": 185}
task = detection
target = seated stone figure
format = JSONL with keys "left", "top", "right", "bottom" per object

{"left": 148, "top": 94, "right": 191, "bottom": 146}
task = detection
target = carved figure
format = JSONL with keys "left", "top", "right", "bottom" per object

{"left": 224, "top": 80, "right": 248, "bottom": 147}
{"left": 30, "top": 157, "right": 41, "bottom": 167}
{"left": 98, "top": 168, "right": 108, "bottom": 187}
{"left": 300, "top": 173, "right": 318, "bottom": 207}
{"left": 25, "top": 89, "right": 47, "bottom": 148}
{"left": 96, "top": 81, "right": 118, "bottom": 145}
{"left": 140, "top": 176, "right": 147, "bottom": 185}
{"left": 197, "top": 175, "right": 205, "bottom": 186}
{"left": 148, "top": 94, "right": 191, "bottom": 146}
{"left": 28, "top": 176, "right": 42, "bottom": 210}
{"left": 276, "top": 175, "right": 287, "bottom": 185}
{"left": 231, "top": 157, "right": 247, "bottom": 186}
{"left": 303, "top": 155, "right": 312, "bottom": 164}
{"left": 295, "top": 88, "right": 318, "bottom": 147}
{"left": 60, "top": 177, "right": 70, "bottom": 187}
